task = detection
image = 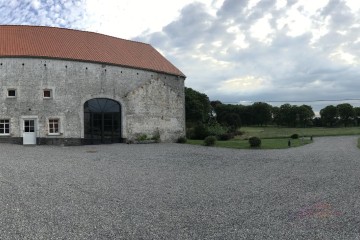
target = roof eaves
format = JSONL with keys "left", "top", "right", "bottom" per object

{"left": 0, "top": 55, "right": 186, "bottom": 78}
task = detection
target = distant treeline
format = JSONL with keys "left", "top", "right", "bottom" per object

{"left": 185, "top": 87, "right": 360, "bottom": 128}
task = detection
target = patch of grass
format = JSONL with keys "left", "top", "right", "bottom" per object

{"left": 187, "top": 138, "right": 312, "bottom": 149}
{"left": 239, "top": 126, "right": 360, "bottom": 139}
{"left": 186, "top": 126, "right": 360, "bottom": 149}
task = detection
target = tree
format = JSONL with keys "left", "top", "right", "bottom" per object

{"left": 210, "top": 100, "right": 223, "bottom": 108}
{"left": 337, "top": 103, "right": 355, "bottom": 127}
{"left": 277, "top": 104, "right": 297, "bottom": 127}
{"left": 220, "top": 112, "right": 242, "bottom": 131}
{"left": 296, "top": 105, "right": 315, "bottom": 127}
{"left": 213, "top": 104, "right": 242, "bottom": 130}
{"left": 354, "top": 107, "right": 360, "bottom": 126}
{"left": 236, "top": 105, "right": 252, "bottom": 126}
{"left": 274, "top": 104, "right": 314, "bottom": 127}
{"left": 312, "top": 117, "right": 322, "bottom": 127}
{"left": 271, "top": 106, "right": 281, "bottom": 126}
{"left": 251, "top": 102, "right": 272, "bottom": 126}
{"left": 354, "top": 107, "right": 360, "bottom": 117}
{"left": 320, "top": 105, "right": 338, "bottom": 127}
{"left": 185, "top": 87, "right": 211, "bottom": 125}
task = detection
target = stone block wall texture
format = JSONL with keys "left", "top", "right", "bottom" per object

{"left": 0, "top": 58, "right": 185, "bottom": 144}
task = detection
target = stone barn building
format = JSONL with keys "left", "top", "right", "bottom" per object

{"left": 0, "top": 25, "right": 186, "bottom": 145}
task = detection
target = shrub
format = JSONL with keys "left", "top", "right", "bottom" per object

{"left": 186, "top": 128, "right": 194, "bottom": 139}
{"left": 207, "top": 123, "right": 228, "bottom": 137}
{"left": 177, "top": 136, "right": 187, "bottom": 143}
{"left": 290, "top": 134, "right": 299, "bottom": 139}
{"left": 136, "top": 134, "right": 148, "bottom": 141}
{"left": 151, "top": 131, "right": 161, "bottom": 142}
{"left": 192, "top": 124, "right": 209, "bottom": 140}
{"left": 204, "top": 136, "right": 217, "bottom": 146}
{"left": 249, "top": 137, "right": 261, "bottom": 148}
{"left": 217, "top": 132, "right": 234, "bottom": 141}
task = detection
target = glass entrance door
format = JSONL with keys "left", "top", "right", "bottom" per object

{"left": 84, "top": 99, "right": 121, "bottom": 144}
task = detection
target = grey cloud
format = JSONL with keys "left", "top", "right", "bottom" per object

{"left": 144, "top": 0, "right": 359, "bottom": 111}
{"left": 248, "top": 0, "right": 277, "bottom": 20}
{"left": 284, "top": 0, "right": 299, "bottom": 8}
{"left": 217, "top": 0, "right": 249, "bottom": 17}
{"left": 321, "top": 0, "right": 356, "bottom": 31}
{"left": 162, "top": 3, "right": 216, "bottom": 48}
{"left": 321, "top": 0, "right": 345, "bottom": 17}
{"left": 137, "top": 0, "right": 360, "bottom": 107}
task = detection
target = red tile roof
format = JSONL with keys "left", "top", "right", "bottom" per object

{"left": 0, "top": 25, "right": 185, "bottom": 77}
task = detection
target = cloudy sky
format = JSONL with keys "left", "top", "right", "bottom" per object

{"left": 1, "top": 0, "right": 360, "bottom": 112}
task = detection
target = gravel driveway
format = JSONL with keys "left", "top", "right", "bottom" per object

{"left": 1, "top": 136, "right": 360, "bottom": 239}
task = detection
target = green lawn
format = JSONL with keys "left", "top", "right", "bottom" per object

{"left": 187, "top": 138, "right": 312, "bottom": 149}
{"left": 186, "top": 126, "right": 360, "bottom": 150}
{"left": 239, "top": 126, "right": 360, "bottom": 139}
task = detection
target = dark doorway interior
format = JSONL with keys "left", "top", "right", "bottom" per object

{"left": 84, "top": 98, "right": 121, "bottom": 144}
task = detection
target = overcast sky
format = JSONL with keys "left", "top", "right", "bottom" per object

{"left": 1, "top": 0, "right": 360, "bottom": 112}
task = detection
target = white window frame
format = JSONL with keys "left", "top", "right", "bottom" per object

{"left": 43, "top": 89, "right": 52, "bottom": 99}
{"left": 48, "top": 118, "right": 60, "bottom": 135}
{"left": 0, "top": 119, "right": 10, "bottom": 135}
{"left": 7, "top": 89, "right": 16, "bottom": 98}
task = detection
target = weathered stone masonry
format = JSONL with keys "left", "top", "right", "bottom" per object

{"left": 0, "top": 57, "right": 186, "bottom": 145}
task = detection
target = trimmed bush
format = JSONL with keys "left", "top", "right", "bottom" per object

{"left": 217, "top": 132, "right": 234, "bottom": 141}
{"left": 204, "top": 136, "right": 217, "bottom": 146}
{"left": 290, "top": 134, "right": 299, "bottom": 139}
{"left": 177, "top": 136, "right": 187, "bottom": 143}
{"left": 249, "top": 136, "right": 261, "bottom": 148}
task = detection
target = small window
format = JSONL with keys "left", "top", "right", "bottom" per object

{"left": 0, "top": 119, "right": 10, "bottom": 135}
{"left": 48, "top": 119, "right": 59, "bottom": 134}
{"left": 43, "top": 89, "right": 52, "bottom": 98}
{"left": 8, "top": 89, "right": 16, "bottom": 97}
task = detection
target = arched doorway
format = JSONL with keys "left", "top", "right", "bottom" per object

{"left": 84, "top": 98, "right": 122, "bottom": 144}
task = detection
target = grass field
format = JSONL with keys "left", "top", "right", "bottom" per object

{"left": 187, "top": 126, "right": 360, "bottom": 149}
{"left": 239, "top": 126, "right": 360, "bottom": 139}
{"left": 188, "top": 138, "right": 312, "bottom": 149}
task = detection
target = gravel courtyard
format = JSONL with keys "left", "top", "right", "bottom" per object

{"left": 1, "top": 136, "right": 360, "bottom": 239}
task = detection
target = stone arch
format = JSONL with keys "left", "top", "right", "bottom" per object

{"left": 84, "top": 98, "right": 122, "bottom": 144}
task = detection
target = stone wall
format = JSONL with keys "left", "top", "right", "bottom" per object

{"left": 0, "top": 58, "right": 185, "bottom": 144}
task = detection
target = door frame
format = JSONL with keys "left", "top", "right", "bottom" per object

{"left": 83, "top": 98, "right": 122, "bottom": 144}
{"left": 21, "top": 116, "right": 38, "bottom": 145}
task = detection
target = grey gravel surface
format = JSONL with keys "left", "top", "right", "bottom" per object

{"left": 1, "top": 136, "right": 360, "bottom": 239}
